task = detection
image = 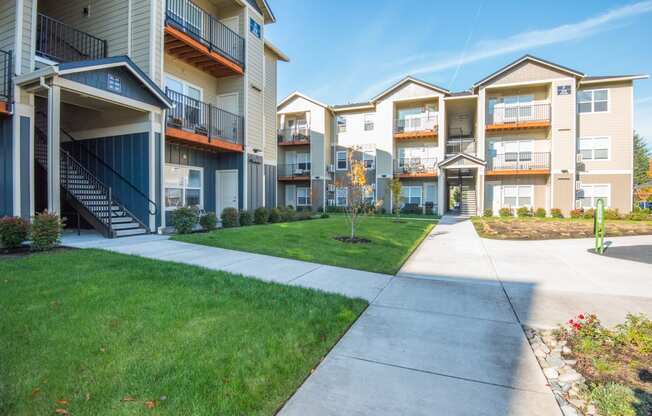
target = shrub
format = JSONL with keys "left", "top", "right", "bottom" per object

{"left": 269, "top": 208, "right": 281, "bottom": 223}
{"left": 221, "top": 207, "right": 239, "bottom": 228}
{"left": 570, "top": 208, "right": 584, "bottom": 219}
{"left": 326, "top": 205, "right": 346, "bottom": 213}
{"left": 550, "top": 208, "right": 564, "bottom": 218}
{"left": 424, "top": 202, "right": 434, "bottom": 215}
{"left": 280, "top": 207, "right": 296, "bottom": 222}
{"left": 0, "top": 216, "right": 30, "bottom": 249}
{"left": 295, "top": 210, "right": 313, "bottom": 221}
{"left": 254, "top": 207, "right": 268, "bottom": 225}
{"left": 401, "top": 203, "right": 421, "bottom": 215}
{"left": 590, "top": 383, "right": 637, "bottom": 416}
{"left": 614, "top": 313, "right": 652, "bottom": 354}
{"left": 499, "top": 207, "right": 513, "bottom": 217}
{"left": 516, "top": 207, "right": 533, "bottom": 218}
{"left": 171, "top": 206, "right": 199, "bottom": 234}
{"left": 627, "top": 207, "right": 651, "bottom": 221}
{"left": 239, "top": 210, "right": 253, "bottom": 226}
{"left": 199, "top": 212, "right": 217, "bottom": 231}
{"left": 605, "top": 208, "right": 621, "bottom": 220}
{"left": 31, "top": 211, "right": 63, "bottom": 251}
{"left": 582, "top": 208, "right": 595, "bottom": 219}
{"left": 534, "top": 208, "right": 547, "bottom": 218}
{"left": 320, "top": 213, "right": 330, "bottom": 219}
{"left": 483, "top": 208, "right": 493, "bottom": 217}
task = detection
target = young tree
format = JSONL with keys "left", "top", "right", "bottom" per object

{"left": 339, "top": 148, "right": 377, "bottom": 240}
{"left": 634, "top": 132, "right": 651, "bottom": 186}
{"left": 388, "top": 178, "right": 403, "bottom": 219}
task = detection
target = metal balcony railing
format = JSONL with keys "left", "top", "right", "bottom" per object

{"left": 486, "top": 102, "right": 551, "bottom": 126}
{"left": 487, "top": 152, "right": 551, "bottom": 171}
{"left": 166, "top": 88, "right": 243, "bottom": 145}
{"left": 166, "top": 0, "right": 245, "bottom": 67}
{"left": 394, "top": 157, "right": 438, "bottom": 175}
{"left": 446, "top": 140, "right": 476, "bottom": 156}
{"left": 395, "top": 113, "right": 438, "bottom": 134}
{"left": 0, "top": 49, "right": 11, "bottom": 106}
{"left": 36, "top": 13, "right": 107, "bottom": 63}
{"left": 278, "top": 163, "right": 311, "bottom": 179}
{"left": 278, "top": 126, "right": 310, "bottom": 144}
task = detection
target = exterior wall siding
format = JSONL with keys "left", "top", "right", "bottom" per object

{"left": 263, "top": 47, "right": 277, "bottom": 162}
{"left": 264, "top": 163, "right": 276, "bottom": 207}
{"left": 246, "top": 12, "right": 264, "bottom": 153}
{"left": 0, "top": 116, "right": 13, "bottom": 216}
{"left": 63, "top": 67, "right": 161, "bottom": 106}
{"left": 21, "top": 0, "right": 34, "bottom": 73}
{"left": 19, "top": 116, "right": 31, "bottom": 218}
{"left": 247, "top": 154, "right": 263, "bottom": 210}
{"left": 131, "top": 0, "right": 151, "bottom": 77}
{"left": 0, "top": 1, "right": 16, "bottom": 53}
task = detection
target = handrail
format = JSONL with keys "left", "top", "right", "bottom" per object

{"left": 278, "top": 163, "right": 311, "bottom": 178}
{"left": 0, "top": 49, "right": 11, "bottom": 105}
{"left": 395, "top": 113, "right": 438, "bottom": 133}
{"left": 36, "top": 111, "right": 157, "bottom": 216}
{"left": 36, "top": 13, "right": 107, "bottom": 62}
{"left": 487, "top": 152, "right": 551, "bottom": 171}
{"left": 394, "top": 157, "right": 438, "bottom": 174}
{"left": 278, "top": 126, "right": 310, "bottom": 144}
{"left": 486, "top": 102, "right": 551, "bottom": 126}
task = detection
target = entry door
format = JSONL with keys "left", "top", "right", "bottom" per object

{"left": 216, "top": 93, "right": 239, "bottom": 114}
{"left": 216, "top": 170, "right": 239, "bottom": 216}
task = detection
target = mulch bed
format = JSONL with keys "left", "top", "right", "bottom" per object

{"left": 474, "top": 219, "right": 652, "bottom": 240}
{"left": 333, "top": 236, "right": 371, "bottom": 244}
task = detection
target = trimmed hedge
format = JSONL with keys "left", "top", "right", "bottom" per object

{"left": 499, "top": 207, "right": 513, "bottom": 217}
{"left": 254, "top": 207, "right": 268, "bottom": 225}
{"left": 199, "top": 212, "right": 217, "bottom": 231}
{"left": 0, "top": 216, "right": 30, "bottom": 249}
{"left": 221, "top": 208, "right": 239, "bottom": 228}
{"left": 172, "top": 207, "right": 199, "bottom": 234}
{"left": 550, "top": 208, "right": 564, "bottom": 218}
{"left": 269, "top": 208, "right": 281, "bottom": 223}
{"left": 239, "top": 210, "right": 253, "bottom": 226}
{"left": 31, "top": 211, "right": 63, "bottom": 251}
{"left": 534, "top": 208, "right": 547, "bottom": 218}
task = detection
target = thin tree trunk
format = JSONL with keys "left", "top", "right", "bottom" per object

{"left": 351, "top": 212, "right": 355, "bottom": 239}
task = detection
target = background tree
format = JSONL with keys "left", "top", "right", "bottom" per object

{"left": 339, "top": 148, "right": 377, "bottom": 240}
{"left": 388, "top": 178, "right": 403, "bottom": 219}
{"left": 634, "top": 132, "right": 651, "bottom": 186}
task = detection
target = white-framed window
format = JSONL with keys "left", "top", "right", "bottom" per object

{"left": 578, "top": 89, "right": 608, "bottom": 113}
{"left": 337, "top": 116, "right": 347, "bottom": 133}
{"left": 502, "top": 185, "right": 533, "bottom": 208}
{"left": 401, "top": 186, "right": 423, "bottom": 206}
{"left": 493, "top": 140, "right": 534, "bottom": 162}
{"left": 579, "top": 137, "right": 610, "bottom": 160}
{"left": 164, "top": 164, "right": 204, "bottom": 210}
{"left": 364, "top": 113, "right": 375, "bottom": 131}
{"left": 296, "top": 187, "right": 311, "bottom": 206}
{"left": 296, "top": 152, "right": 310, "bottom": 170}
{"left": 578, "top": 184, "right": 610, "bottom": 208}
{"left": 336, "top": 150, "right": 348, "bottom": 170}
{"left": 165, "top": 74, "right": 204, "bottom": 126}
{"left": 336, "top": 187, "right": 348, "bottom": 206}
{"left": 362, "top": 150, "right": 375, "bottom": 169}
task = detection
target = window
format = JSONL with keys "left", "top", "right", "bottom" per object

{"left": 498, "top": 140, "right": 533, "bottom": 162}
{"left": 336, "top": 188, "right": 348, "bottom": 206}
{"left": 578, "top": 184, "right": 610, "bottom": 208}
{"left": 364, "top": 113, "right": 375, "bottom": 131}
{"left": 578, "top": 89, "right": 608, "bottom": 113}
{"left": 363, "top": 185, "right": 375, "bottom": 204}
{"left": 337, "top": 116, "right": 347, "bottom": 133}
{"left": 502, "top": 185, "right": 533, "bottom": 208}
{"left": 296, "top": 153, "right": 310, "bottom": 170}
{"left": 164, "top": 75, "right": 204, "bottom": 127}
{"left": 401, "top": 186, "right": 423, "bottom": 206}
{"left": 336, "top": 151, "right": 348, "bottom": 170}
{"left": 249, "top": 18, "right": 261, "bottom": 38}
{"left": 579, "top": 137, "right": 610, "bottom": 160}
{"left": 165, "top": 165, "right": 203, "bottom": 210}
{"left": 363, "top": 151, "right": 375, "bottom": 169}
{"left": 296, "top": 187, "right": 311, "bottom": 206}
{"left": 107, "top": 73, "right": 122, "bottom": 93}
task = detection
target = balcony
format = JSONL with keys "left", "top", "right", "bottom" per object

{"left": 394, "top": 158, "right": 438, "bottom": 178}
{"left": 165, "top": 88, "right": 243, "bottom": 152}
{"left": 165, "top": 0, "right": 245, "bottom": 77}
{"left": 394, "top": 114, "right": 438, "bottom": 140}
{"left": 0, "top": 49, "right": 11, "bottom": 115}
{"left": 278, "top": 163, "right": 311, "bottom": 181}
{"left": 486, "top": 152, "right": 551, "bottom": 176}
{"left": 278, "top": 126, "right": 310, "bottom": 145}
{"left": 36, "top": 13, "right": 107, "bottom": 63}
{"left": 486, "top": 102, "right": 551, "bottom": 132}
{"left": 446, "top": 139, "right": 477, "bottom": 157}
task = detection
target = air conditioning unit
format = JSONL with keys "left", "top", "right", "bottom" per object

{"left": 576, "top": 153, "right": 583, "bottom": 163}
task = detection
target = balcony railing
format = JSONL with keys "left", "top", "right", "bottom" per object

{"left": 278, "top": 163, "right": 311, "bottom": 179}
{"left": 36, "top": 13, "right": 107, "bottom": 63}
{"left": 487, "top": 152, "right": 551, "bottom": 172}
{"left": 394, "top": 158, "right": 438, "bottom": 176}
{"left": 278, "top": 126, "right": 310, "bottom": 144}
{"left": 486, "top": 102, "right": 551, "bottom": 126}
{"left": 166, "top": 88, "right": 243, "bottom": 145}
{"left": 446, "top": 140, "right": 476, "bottom": 156}
{"left": 166, "top": 0, "right": 245, "bottom": 67}
{"left": 394, "top": 113, "right": 438, "bottom": 134}
{"left": 0, "top": 49, "right": 11, "bottom": 106}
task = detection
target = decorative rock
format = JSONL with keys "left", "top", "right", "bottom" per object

{"left": 558, "top": 371, "right": 583, "bottom": 384}
{"left": 586, "top": 404, "right": 597, "bottom": 415}
{"left": 564, "top": 359, "right": 577, "bottom": 366}
{"left": 546, "top": 355, "right": 565, "bottom": 369}
{"left": 534, "top": 348, "right": 548, "bottom": 359}
{"left": 560, "top": 405, "right": 579, "bottom": 416}
{"left": 569, "top": 398, "right": 585, "bottom": 408}
{"left": 543, "top": 367, "right": 559, "bottom": 379}
{"left": 562, "top": 346, "right": 572, "bottom": 355}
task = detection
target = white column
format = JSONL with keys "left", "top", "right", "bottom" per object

{"left": 148, "top": 112, "right": 157, "bottom": 231}
{"left": 438, "top": 168, "right": 446, "bottom": 215}
{"left": 47, "top": 85, "right": 61, "bottom": 214}
{"left": 438, "top": 97, "right": 446, "bottom": 162}
{"left": 476, "top": 166, "right": 485, "bottom": 215}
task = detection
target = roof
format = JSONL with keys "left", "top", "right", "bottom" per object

{"left": 580, "top": 74, "right": 649, "bottom": 84}
{"left": 449, "top": 91, "right": 473, "bottom": 97}
{"left": 438, "top": 153, "right": 486, "bottom": 168}
{"left": 473, "top": 54, "right": 585, "bottom": 88}
{"left": 264, "top": 40, "right": 289, "bottom": 62}
{"left": 371, "top": 76, "right": 450, "bottom": 102}
{"left": 247, "top": 0, "right": 275, "bottom": 23}
{"left": 331, "top": 101, "right": 375, "bottom": 112}
{"left": 277, "top": 91, "right": 329, "bottom": 110}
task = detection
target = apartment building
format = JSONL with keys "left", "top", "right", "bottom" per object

{"left": 0, "top": 0, "right": 287, "bottom": 237}
{"left": 277, "top": 55, "right": 647, "bottom": 216}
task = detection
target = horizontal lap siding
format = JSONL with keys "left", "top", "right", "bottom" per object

{"left": 263, "top": 49, "right": 277, "bottom": 163}
{"left": 131, "top": 0, "right": 151, "bottom": 76}
{"left": 0, "top": 2, "right": 15, "bottom": 53}
{"left": 21, "top": 0, "right": 33, "bottom": 73}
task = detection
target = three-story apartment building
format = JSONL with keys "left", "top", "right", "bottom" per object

{"left": 0, "top": 0, "right": 287, "bottom": 237}
{"left": 277, "top": 55, "right": 646, "bottom": 216}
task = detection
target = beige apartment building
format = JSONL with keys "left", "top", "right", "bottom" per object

{"left": 277, "top": 55, "right": 647, "bottom": 216}
{"left": 0, "top": 0, "right": 287, "bottom": 237}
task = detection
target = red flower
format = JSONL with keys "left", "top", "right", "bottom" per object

{"left": 578, "top": 314, "right": 585, "bottom": 320}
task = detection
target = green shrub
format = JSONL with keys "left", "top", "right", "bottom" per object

{"left": 326, "top": 206, "right": 346, "bottom": 213}
{"left": 280, "top": 207, "right": 296, "bottom": 222}
{"left": 570, "top": 208, "right": 584, "bottom": 219}
{"left": 295, "top": 210, "right": 313, "bottom": 221}
{"left": 605, "top": 208, "right": 621, "bottom": 220}
{"left": 31, "top": 211, "right": 63, "bottom": 251}
{"left": 321, "top": 213, "right": 330, "bottom": 219}
{"left": 590, "top": 383, "right": 637, "bottom": 416}
{"left": 401, "top": 204, "right": 421, "bottom": 215}
{"left": 614, "top": 313, "right": 652, "bottom": 354}
{"left": 171, "top": 206, "right": 199, "bottom": 234}
{"left": 199, "top": 212, "right": 217, "bottom": 231}
{"left": 254, "top": 207, "right": 269, "bottom": 225}
{"left": 221, "top": 207, "right": 239, "bottom": 228}
{"left": 269, "top": 208, "right": 281, "bottom": 223}
{"left": 534, "top": 208, "right": 547, "bottom": 218}
{"left": 424, "top": 202, "right": 435, "bottom": 215}
{"left": 550, "top": 208, "right": 564, "bottom": 218}
{"left": 627, "top": 207, "right": 651, "bottom": 221}
{"left": 516, "top": 207, "right": 533, "bottom": 218}
{"left": 583, "top": 208, "right": 595, "bottom": 219}
{"left": 483, "top": 208, "right": 493, "bottom": 217}
{"left": 239, "top": 210, "right": 253, "bottom": 226}
{"left": 499, "top": 207, "right": 513, "bottom": 217}
{"left": 0, "top": 216, "right": 30, "bottom": 249}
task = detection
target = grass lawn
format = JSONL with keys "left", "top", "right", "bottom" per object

{"left": 173, "top": 216, "right": 436, "bottom": 275}
{"left": 471, "top": 216, "right": 652, "bottom": 240}
{"left": 0, "top": 250, "right": 367, "bottom": 416}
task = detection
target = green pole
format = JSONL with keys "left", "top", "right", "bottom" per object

{"left": 595, "top": 199, "right": 605, "bottom": 254}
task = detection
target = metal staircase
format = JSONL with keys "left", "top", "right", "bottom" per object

{"left": 460, "top": 187, "right": 477, "bottom": 216}
{"left": 34, "top": 128, "right": 149, "bottom": 238}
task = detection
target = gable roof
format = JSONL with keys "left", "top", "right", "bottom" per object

{"left": 580, "top": 74, "right": 648, "bottom": 84}
{"left": 277, "top": 91, "right": 329, "bottom": 110}
{"left": 371, "top": 76, "right": 450, "bottom": 102}
{"left": 264, "top": 40, "right": 289, "bottom": 62}
{"left": 438, "top": 153, "right": 486, "bottom": 168}
{"left": 473, "top": 55, "right": 585, "bottom": 88}
{"left": 247, "top": 0, "right": 276, "bottom": 23}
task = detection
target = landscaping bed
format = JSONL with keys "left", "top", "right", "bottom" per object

{"left": 0, "top": 250, "right": 367, "bottom": 416}
{"left": 173, "top": 216, "right": 435, "bottom": 275}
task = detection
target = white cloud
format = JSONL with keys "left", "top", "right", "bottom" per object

{"left": 357, "top": 1, "right": 652, "bottom": 100}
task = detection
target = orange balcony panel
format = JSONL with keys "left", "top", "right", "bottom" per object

{"left": 394, "top": 130, "right": 438, "bottom": 140}
{"left": 485, "top": 169, "right": 550, "bottom": 176}
{"left": 166, "top": 127, "right": 243, "bottom": 153}
{"left": 164, "top": 25, "right": 244, "bottom": 78}
{"left": 278, "top": 176, "right": 311, "bottom": 182}
{"left": 396, "top": 172, "right": 438, "bottom": 179}
{"left": 0, "top": 101, "right": 11, "bottom": 116}
{"left": 278, "top": 139, "right": 310, "bottom": 146}
{"left": 485, "top": 120, "right": 550, "bottom": 132}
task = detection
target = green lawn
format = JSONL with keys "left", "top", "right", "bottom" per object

{"left": 0, "top": 250, "right": 367, "bottom": 416}
{"left": 173, "top": 216, "right": 436, "bottom": 275}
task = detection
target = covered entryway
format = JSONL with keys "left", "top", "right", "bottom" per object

{"left": 438, "top": 153, "right": 486, "bottom": 216}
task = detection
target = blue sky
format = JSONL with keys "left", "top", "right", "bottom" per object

{"left": 265, "top": 0, "right": 652, "bottom": 145}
